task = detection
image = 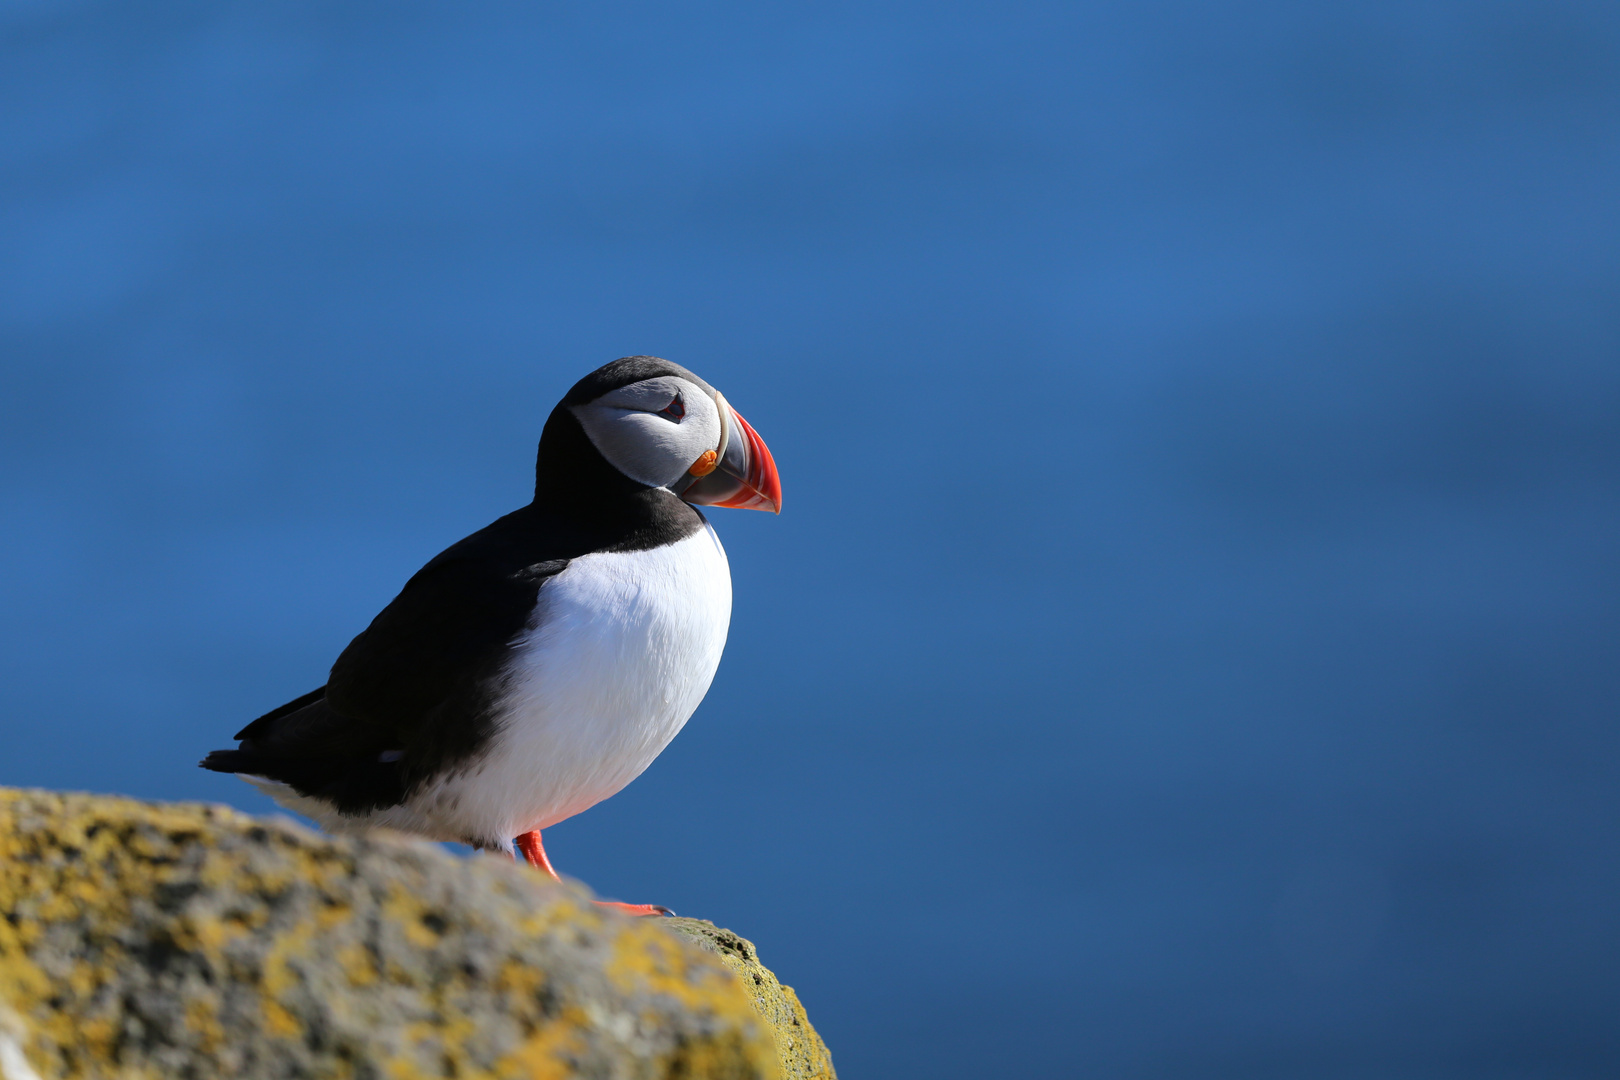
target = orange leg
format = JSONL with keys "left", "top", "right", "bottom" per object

{"left": 513, "top": 830, "right": 560, "bottom": 879}
{"left": 512, "top": 829, "right": 673, "bottom": 917}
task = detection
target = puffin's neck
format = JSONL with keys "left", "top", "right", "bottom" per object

{"left": 531, "top": 404, "right": 674, "bottom": 524}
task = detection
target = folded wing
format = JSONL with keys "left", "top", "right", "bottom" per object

{"left": 201, "top": 508, "right": 570, "bottom": 815}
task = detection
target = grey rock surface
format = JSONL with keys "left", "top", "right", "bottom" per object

{"left": 0, "top": 787, "right": 831, "bottom": 1080}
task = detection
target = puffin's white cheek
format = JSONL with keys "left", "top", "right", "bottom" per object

{"left": 599, "top": 413, "right": 684, "bottom": 486}
{"left": 572, "top": 408, "right": 707, "bottom": 488}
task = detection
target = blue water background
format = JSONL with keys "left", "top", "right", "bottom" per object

{"left": 4, "top": 3, "right": 1619, "bottom": 1076}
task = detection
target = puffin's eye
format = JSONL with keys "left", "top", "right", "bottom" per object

{"left": 657, "top": 394, "right": 685, "bottom": 421}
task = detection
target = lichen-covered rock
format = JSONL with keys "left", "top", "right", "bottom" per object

{"left": 666, "top": 922, "right": 834, "bottom": 1080}
{"left": 0, "top": 788, "right": 825, "bottom": 1080}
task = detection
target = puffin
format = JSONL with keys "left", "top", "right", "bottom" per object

{"left": 201, "top": 356, "right": 781, "bottom": 916}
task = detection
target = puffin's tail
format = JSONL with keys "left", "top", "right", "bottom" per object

{"left": 198, "top": 685, "right": 406, "bottom": 813}
{"left": 198, "top": 684, "right": 329, "bottom": 777}
{"left": 199, "top": 748, "right": 256, "bottom": 774}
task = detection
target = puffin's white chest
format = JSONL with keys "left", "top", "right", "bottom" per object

{"left": 460, "top": 522, "right": 731, "bottom": 836}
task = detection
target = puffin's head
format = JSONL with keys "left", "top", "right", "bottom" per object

{"left": 561, "top": 356, "right": 782, "bottom": 513}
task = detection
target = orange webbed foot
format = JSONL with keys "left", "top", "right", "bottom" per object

{"left": 592, "top": 900, "right": 675, "bottom": 917}
{"left": 514, "top": 830, "right": 672, "bottom": 916}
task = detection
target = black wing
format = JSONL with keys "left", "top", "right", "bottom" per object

{"left": 201, "top": 506, "right": 569, "bottom": 814}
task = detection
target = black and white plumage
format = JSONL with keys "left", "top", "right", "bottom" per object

{"left": 201, "top": 357, "right": 781, "bottom": 865}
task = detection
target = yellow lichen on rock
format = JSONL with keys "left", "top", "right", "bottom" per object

{"left": 666, "top": 921, "right": 835, "bottom": 1080}
{"left": 0, "top": 788, "right": 795, "bottom": 1079}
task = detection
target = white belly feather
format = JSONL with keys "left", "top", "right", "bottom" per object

{"left": 469, "top": 522, "right": 732, "bottom": 836}
{"left": 260, "top": 523, "right": 732, "bottom": 846}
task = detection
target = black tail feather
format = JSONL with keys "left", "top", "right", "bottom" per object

{"left": 203, "top": 684, "right": 407, "bottom": 813}
{"left": 199, "top": 749, "right": 253, "bottom": 773}
{"left": 199, "top": 745, "right": 406, "bottom": 812}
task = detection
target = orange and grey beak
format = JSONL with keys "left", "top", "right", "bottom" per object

{"left": 676, "top": 392, "right": 782, "bottom": 513}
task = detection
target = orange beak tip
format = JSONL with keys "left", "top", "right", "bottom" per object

{"left": 719, "top": 406, "right": 783, "bottom": 514}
